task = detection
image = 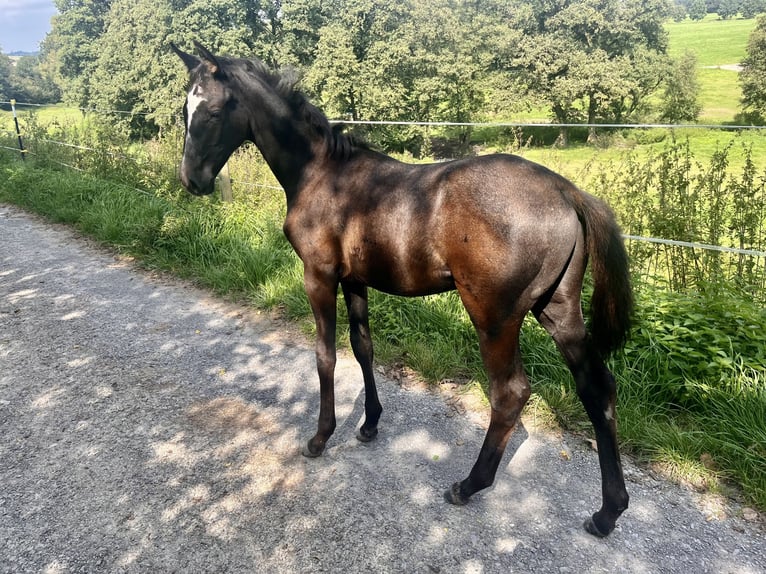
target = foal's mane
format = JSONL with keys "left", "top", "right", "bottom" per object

{"left": 226, "top": 56, "right": 363, "bottom": 160}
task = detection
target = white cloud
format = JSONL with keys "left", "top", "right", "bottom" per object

{"left": 0, "top": 0, "right": 54, "bottom": 18}
{"left": 0, "top": 1, "right": 57, "bottom": 52}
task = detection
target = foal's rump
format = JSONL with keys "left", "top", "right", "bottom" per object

{"left": 439, "top": 155, "right": 583, "bottom": 279}
{"left": 430, "top": 153, "right": 630, "bottom": 350}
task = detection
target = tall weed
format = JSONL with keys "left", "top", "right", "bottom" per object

{"left": 620, "top": 285, "right": 766, "bottom": 506}
{"left": 593, "top": 137, "right": 766, "bottom": 302}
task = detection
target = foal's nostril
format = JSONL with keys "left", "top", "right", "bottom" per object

{"left": 179, "top": 166, "right": 205, "bottom": 195}
{"left": 179, "top": 169, "right": 191, "bottom": 190}
{"left": 180, "top": 170, "right": 215, "bottom": 196}
{"left": 186, "top": 179, "right": 205, "bottom": 196}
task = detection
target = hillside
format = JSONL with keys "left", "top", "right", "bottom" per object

{"left": 666, "top": 15, "right": 757, "bottom": 123}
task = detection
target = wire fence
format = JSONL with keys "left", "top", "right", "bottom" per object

{"left": 2, "top": 101, "right": 765, "bottom": 300}
{"left": 337, "top": 119, "right": 766, "bottom": 130}
{"left": 6, "top": 99, "right": 766, "bottom": 130}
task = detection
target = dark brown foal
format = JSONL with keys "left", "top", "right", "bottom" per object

{"left": 173, "top": 42, "right": 633, "bottom": 536}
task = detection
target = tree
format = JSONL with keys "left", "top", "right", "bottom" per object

{"left": 361, "top": 0, "right": 489, "bottom": 125}
{"left": 741, "top": 0, "right": 766, "bottom": 18}
{"left": 304, "top": 22, "right": 362, "bottom": 120}
{"left": 87, "top": 0, "right": 176, "bottom": 136}
{"left": 688, "top": 0, "right": 708, "bottom": 19}
{"left": 0, "top": 51, "right": 12, "bottom": 102}
{"left": 717, "top": 0, "right": 741, "bottom": 18}
{"left": 740, "top": 14, "right": 766, "bottom": 122}
{"left": 660, "top": 51, "right": 702, "bottom": 123}
{"left": 7, "top": 56, "right": 61, "bottom": 104}
{"left": 170, "top": 0, "right": 282, "bottom": 61}
{"left": 82, "top": 0, "right": 285, "bottom": 136}
{"left": 279, "top": 0, "right": 334, "bottom": 67}
{"left": 302, "top": 0, "right": 500, "bottom": 154}
{"left": 670, "top": 3, "right": 688, "bottom": 21}
{"left": 41, "top": 0, "right": 113, "bottom": 107}
{"left": 509, "top": 0, "right": 670, "bottom": 145}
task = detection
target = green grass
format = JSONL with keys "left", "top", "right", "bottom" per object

{"left": 696, "top": 68, "right": 745, "bottom": 123}
{"left": 20, "top": 103, "right": 84, "bottom": 124}
{"left": 666, "top": 15, "right": 755, "bottom": 66}
{"left": 665, "top": 15, "right": 757, "bottom": 124}
{"left": 0, "top": 150, "right": 295, "bottom": 294}
{"left": 0, "top": 104, "right": 83, "bottom": 134}
{"left": 510, "top": 128, "right": 766, "bottom": 189}
{"left": 616, "top": 286, "right": 766, "bottom": 504}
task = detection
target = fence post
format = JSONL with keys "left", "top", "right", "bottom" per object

{"left": 218, "top": 162, "right": 233, "bottom": 202}
{"left": 10, "top": 99, "right": 26, "bottom": 161}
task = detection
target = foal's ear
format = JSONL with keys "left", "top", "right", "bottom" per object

{"left": 193, "top": 41, "right": 223, "bottom": 77}
{"left": 170, "top": 42, "right": 200, "bottom": 73}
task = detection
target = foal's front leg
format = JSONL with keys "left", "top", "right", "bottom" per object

{"left": 302, "top": 269, "right": 339, "bottom": 457}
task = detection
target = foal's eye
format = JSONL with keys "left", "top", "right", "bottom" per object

{"left": 208, "top": 109, "right": 221, "bottom": 119}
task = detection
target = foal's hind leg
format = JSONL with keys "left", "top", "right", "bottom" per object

{"left": 534, "top": 288, "right": 629, "bottom": 537}
{"left": 341, "top": 281, "right": 383, "bottom": 442}
{"left": 445, "top": 318, "right": 531, "bottom": 505}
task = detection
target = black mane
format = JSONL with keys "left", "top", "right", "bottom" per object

{"left": 226, "top": 57, "right": 366, "bottom": 161}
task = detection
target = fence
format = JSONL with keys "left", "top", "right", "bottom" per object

{"left": 1, "top": 101, "right": 765, "bottom": 302}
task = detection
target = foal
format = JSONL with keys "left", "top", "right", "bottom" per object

{"left": 172, "top": 42, "right": 633, "bottom": 537}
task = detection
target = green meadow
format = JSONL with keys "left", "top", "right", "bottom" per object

{"left": 666, "top": 14, "right": 756, "bottom": 123}
{"left": 665, "top": 14, "right": 754, "bottom": 65}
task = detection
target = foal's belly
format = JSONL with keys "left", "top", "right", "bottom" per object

{"left": 342, "top": 240, "right": 455, "bottom": 296}
{"left": 366, "top": 267, "right": 456, "bottom": 297}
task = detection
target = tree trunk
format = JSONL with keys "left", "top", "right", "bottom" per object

{"left": 553, "top": 104, "right": 569, "bottom": 147}
{"left": 587, "top": 93, "right": 598, "bottom": 144}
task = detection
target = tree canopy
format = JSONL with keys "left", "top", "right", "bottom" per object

{"left": 0, "top": 53, "right": 12, "bottom": 102}
{"left": 42, "top": 0, "right": 113, "bottom": 107}
{"left": 0, "top": 52, "right": 60, "bottom": 105}
{"left": 29, "top": 0, "right": 696, "bottom": 147}
{"left": 508, "top": 0, "right": 670, "bottom": 143}
{"left": 740, "top": 14, "right": 766, "bottom": 122}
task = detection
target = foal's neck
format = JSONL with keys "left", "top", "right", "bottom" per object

{"left": 241, "top": 78, "right": 326, "bottom": 199}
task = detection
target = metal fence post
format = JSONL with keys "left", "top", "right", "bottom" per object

{"left": 10, "top": 99, "right": 26, "bottom": 161}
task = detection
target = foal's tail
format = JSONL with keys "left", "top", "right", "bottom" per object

{"left": 570, "top": 188, "right": 633, "bottom": 358}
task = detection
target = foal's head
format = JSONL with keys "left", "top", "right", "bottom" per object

{"left": 172, "top": 42, "right": 250, "bottom": 196}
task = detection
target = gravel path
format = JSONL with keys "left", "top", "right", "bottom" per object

{"left": 1, "top": 204, "right": 763, "bottom": 573}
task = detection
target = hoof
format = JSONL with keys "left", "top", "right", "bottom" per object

{"left": 356, "top": 427, "right": 379, "bottom": 443}
{"left": 444, "top": 482, "right": 469, "bottom": 506}
{"left": 583, "top": 515, "right": 611, "bottom": 538}
{"left": 301, "top": 440, "right": 324, "bottom": 458}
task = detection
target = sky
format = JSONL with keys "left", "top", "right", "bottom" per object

{"left": 0, "top": 0, "right": 57, "bottom": 54}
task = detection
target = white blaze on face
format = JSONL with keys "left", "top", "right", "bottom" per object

{"left": 186, "top": 84, "right": 206, "bottom": 132}
{"left": 182, "top": 84, "right": 207, "bottom": 177}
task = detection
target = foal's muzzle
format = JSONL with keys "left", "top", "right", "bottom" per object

{"left": 179, "top": 165, "right": 216, "bottom": 196}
